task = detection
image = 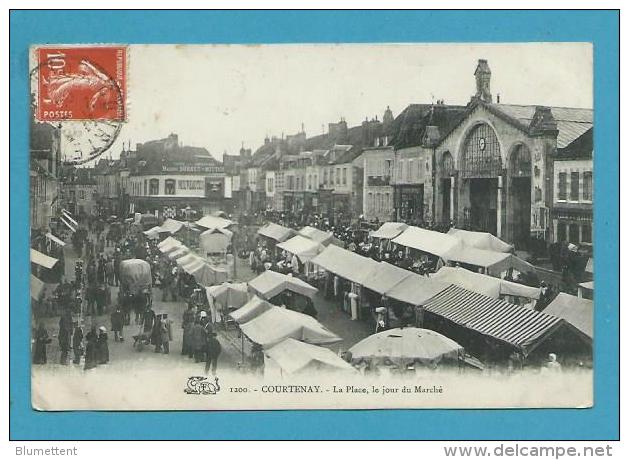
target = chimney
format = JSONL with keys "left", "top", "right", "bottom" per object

{"left": 496, "top": 93, "right": 501, "bottom": 104}
{"left": 474, "top": 59, "right": 492, "bottom": 103}
{"left": 529, "top": 106, "right": 558, "bottom": 135}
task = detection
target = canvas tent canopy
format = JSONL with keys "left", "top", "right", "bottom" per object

{"left": 392, "top": 226, "right": 460, "bottom": 259}
{"left": 45, "top": 232, "right": 66, "bottom": 247}
{"left": 265, "top": 338, "right": 357, "bottom": 375}
{"left": 191, "top": 263, "right": 228, "bottom": 287}
{"left": 200, "top": 227, "right": 233, "bottom": 254}
{"left": 431, "top": 267, "right": 541, "bottom": 301}
{"left": 370, "top": 222, "right": 409, "bottom": 240}
{"left": 168, "top": 246, "right": 190, "bottom": 260}
{"left": 276, "top": 235, "right": 324, "bottom": 263}
{"left": 177, "top": 253, "right": 203, "bottom": 268}
{"left": 297, "top": 226, "right": 334, "bottom": 245}
{"left": 348, "top": 327, "right": 464, "bottom": 366}
{"left": 383, "top": 274, "right": 450, "bottom": 307}
{"left": 585, "top": 257, "right": 594, "bottom": 275}
{"left": 206, "top": 282, "right": 249, "bottom": 309}
{"left": 248, "top": 270, "right": 318, "bottom": 300}
{"left": 158, "top": 218, "right": 184, "bottom": 234}
{"left": 230, "top": 295, "right": 275, "bottom": 324}
{"left": 422, "top": 285, "right": 587, "bottom": 356}
{"left": 257, "top": 222, "right": 295, "bottom": 243}
{"left": 31, "top": 275, "right": 46, "bottom": 301}
{"left": 311, "top": 245, "right": 379, "bottom": 285}
{"left": 447, "top": 228, "right": 513, "bottom": 253}
{"left": 195, "top": 215, "right": 234, "bottom": 229}
{"left": 158, "top": 236, "right": 182, "bottom": 253}
{"left": 578, "top": 281, "right": 594, "bottom": 290}
{"left": 181, "top": 256, "right": 206, "bottom": 274}
{"left": 543, "top": 293, "right": 593, "bottom": 339}
{"left": 31, "top": 249, "right": 58, "bottom": 269}
{"left": 240, "top": 306, "right": 342, "bottom": 348}
{"left": 443, "top": 246, "right": 535, "bottom": 277}
{"left": 143, "top": 226, "right": 162, "bottom": 239}
{"left": 361, "top": 262, "right": 413, "bottom": 295}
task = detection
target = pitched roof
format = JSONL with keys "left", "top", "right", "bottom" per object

{"left": 389, "top": 104, "right": 467, "bottom": 149}
{"left": 485, "top": 104, "right": 593, "bottom": 149}
{"left": 543, "top": 293, "right": 593, "bottom": 339}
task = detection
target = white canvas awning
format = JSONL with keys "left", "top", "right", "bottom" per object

{"left": 196, "top": 215, "right": 234, "bottom": 229}
{"left": 392, "top": 226, "right": 460, "bottom": 259}
{"left": 361, "top": 262, "right": 413, "bottom": 295}
{"left": 158, "top": 236, "right": 182, "bottom": 253}
{"left": 370, "top": 222, "right": 409, "bottom": 240}
{"left": 159, "top": 218, "right": 184, "bottom": 234}
{"left": 200, "top": 228, "right": 233, "bottom": 254}
{"left": 257, "top": 223, "right": 295, "bottom": 243}
{"left": 384, "top": 274, "right": 450, "bottom": 306}
{"left": 311, "top": 245, "right": 379, "bottom": 285}
{"left": 143, "top": 226, "right": 162, "bottom": 239}
{"left": 297, "top": 226, "right": 334, "bottom": 245}
{"left": 230, "top": 295, "right": 275, "bottom": 324}
{"left": 431, "top": 266, "right": 541, "bottom": 300}
{"left": 447, "top": 228, "right": 513, "bottom": 253}
{"left": 30, "top": 249, "right": 58, "bottom": 269}
{"left": 45, "top": 232, "right": 66, "bottom": 247}
{"left": 248, "top": 270, "right": 318, "bottom": 300}
{"left": 543, "top": 292, "right": 593, "bottom": 339}
{"left": 265, "top": 338, "right": 357, "bottom": 375}
{"left": 168, "top": 246, "right": 190, "bottom": 260}
{"left": 277, "top": 235, "right": 324, "bottom": 263}
{"left": 240, "top": 306, "right": 342, "bottom": 348}
{"left": 31, "top": 274, "right": 46, "bottom": 300}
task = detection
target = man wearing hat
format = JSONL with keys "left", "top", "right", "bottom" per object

{"left": 159, "top": 313, "right": 173, "bottom": 354}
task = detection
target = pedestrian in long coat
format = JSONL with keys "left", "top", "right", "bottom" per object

{"left": 160, "top": 314, "right": 173, "bottom": 354}
{"left": 32, "top": 323, "right": 51, "bottom": 364}
{"left": 205, "top": 332, "right": 222, "bottom": 375}
{"left": 96, "top": 327, "right": 109, "bottom": 364}
{"left": 58, "top": 326, "right": 71, "bottom": 365}
{"left": 190, "top": 320, "right": 208, "bottom": 363}
{"left": 84, "top": 326, "right": 98, "bottom": 370}
{"left": 72, "top": 323, "right": 83, "bottom": 364}
{"left": 151, "top": 314, "right": 163, "bottom": 352}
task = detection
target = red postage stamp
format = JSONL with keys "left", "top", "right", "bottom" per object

{"left": 36, "top": 46, "right": 126, "bottom": 121}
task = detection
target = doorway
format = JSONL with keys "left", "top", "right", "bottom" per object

{"left": 469, "top": 178, "right": 497, "bottom": 234}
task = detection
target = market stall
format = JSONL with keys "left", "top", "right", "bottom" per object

{"left": 348, "top": 327, "right": 464, "bottom": 371}
{"left": 240, "top": 306, "right": 342, "bottom": 348}
{"left": 297, "top": 226, "right": 334, "bottom": 246}
{"left": 265, "top": 338, "right": 357, "bottom": 377}
{"left": 431, "top": 266, "right": 541, "bottom": 305}
{"left": 248, "top": 270, "right": 318, "bottom": 301}
{"left": 200, "top": 227, "right": 233, "bottom": 256}
{"left": 196, "top": 215, "right": 234, "bottom": 230}
{"left": 543, "top": 293, "right": 593, "bottom": 340}
{"left": 446, "top": 228, "right": 513, "bottom": 253}
{"left": 230, "top": 295, "right": 275, "bottom": 324}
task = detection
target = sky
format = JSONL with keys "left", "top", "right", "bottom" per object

{"left": 104, "top": 43, "right": 592, "bottom": 162}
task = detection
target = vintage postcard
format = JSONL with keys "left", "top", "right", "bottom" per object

{"left": 29, "top": 43, "right": 594, "bottom": 410}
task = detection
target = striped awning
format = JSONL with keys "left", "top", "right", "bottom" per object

{"left": 422, "top": 285, "right": 564, "bottom": 355}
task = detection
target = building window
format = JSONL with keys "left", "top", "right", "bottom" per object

{"left": 557, "top": 222, "right": 566, "bottom": 242}
{"left": 535, "top": 186, "right": 542, "bottom": 202}
{"left": 558, "top": 172, "right": 567, "bottom": 200}
{"left": 407, "top": 160, "right": 413, "bottom": 182}
{"left": 336, "top": 168, "right": 341, "bottom": 185}
{"left": 583, "top": 171, "right": 592, "bottom": 201}
{"left": 149, "top": 179, "right": 159, "bottom": 195}
{"left": 461, "top": 123, "right": 502, "bottom": 178}
{"left": 569, "top": 223, "right": 580, "bottom": 244}
{"left": 165, "top": 179, "right": 175, "bottom": 195}
{"left": 570, "top": 172, "right": 580, "bottom": 201}
{"left": 342, "top": 168, "right": 347, "bottom": 185}
{"left": 330, "top": 168, "right": 334, "bottom": 185}
{"left": 143, "top": 180, "right": 148, "bottom": 196}
{"left": 78, "top": 190, "right": 85, "bottom": 200}
{"left": 582, "top": 223, "right": 592, "bottom": 243}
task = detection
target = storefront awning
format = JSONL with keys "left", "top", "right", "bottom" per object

{"left": 392, "top": 226, "right": 459, "bottom": 259}
{"left": 45, "top": 232, "right": 66, "bottom": 247}
{"left": 543, "top": 293, "right": 593, "bottom": 339}
{"left": 30, "top": 249, "right": 58, "bottom": 269}
{"left": 370, "top": 222, "right": 409, "bottom": 240}
{"left": 311, "top": 245, "right": 379, "bottom": 285}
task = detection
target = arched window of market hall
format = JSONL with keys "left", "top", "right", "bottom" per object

{"left": 508, "top": 144, "right": 532, "bottom": 177}
{"left": 461, "top": 123, "right": 502, "bottom": 178}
